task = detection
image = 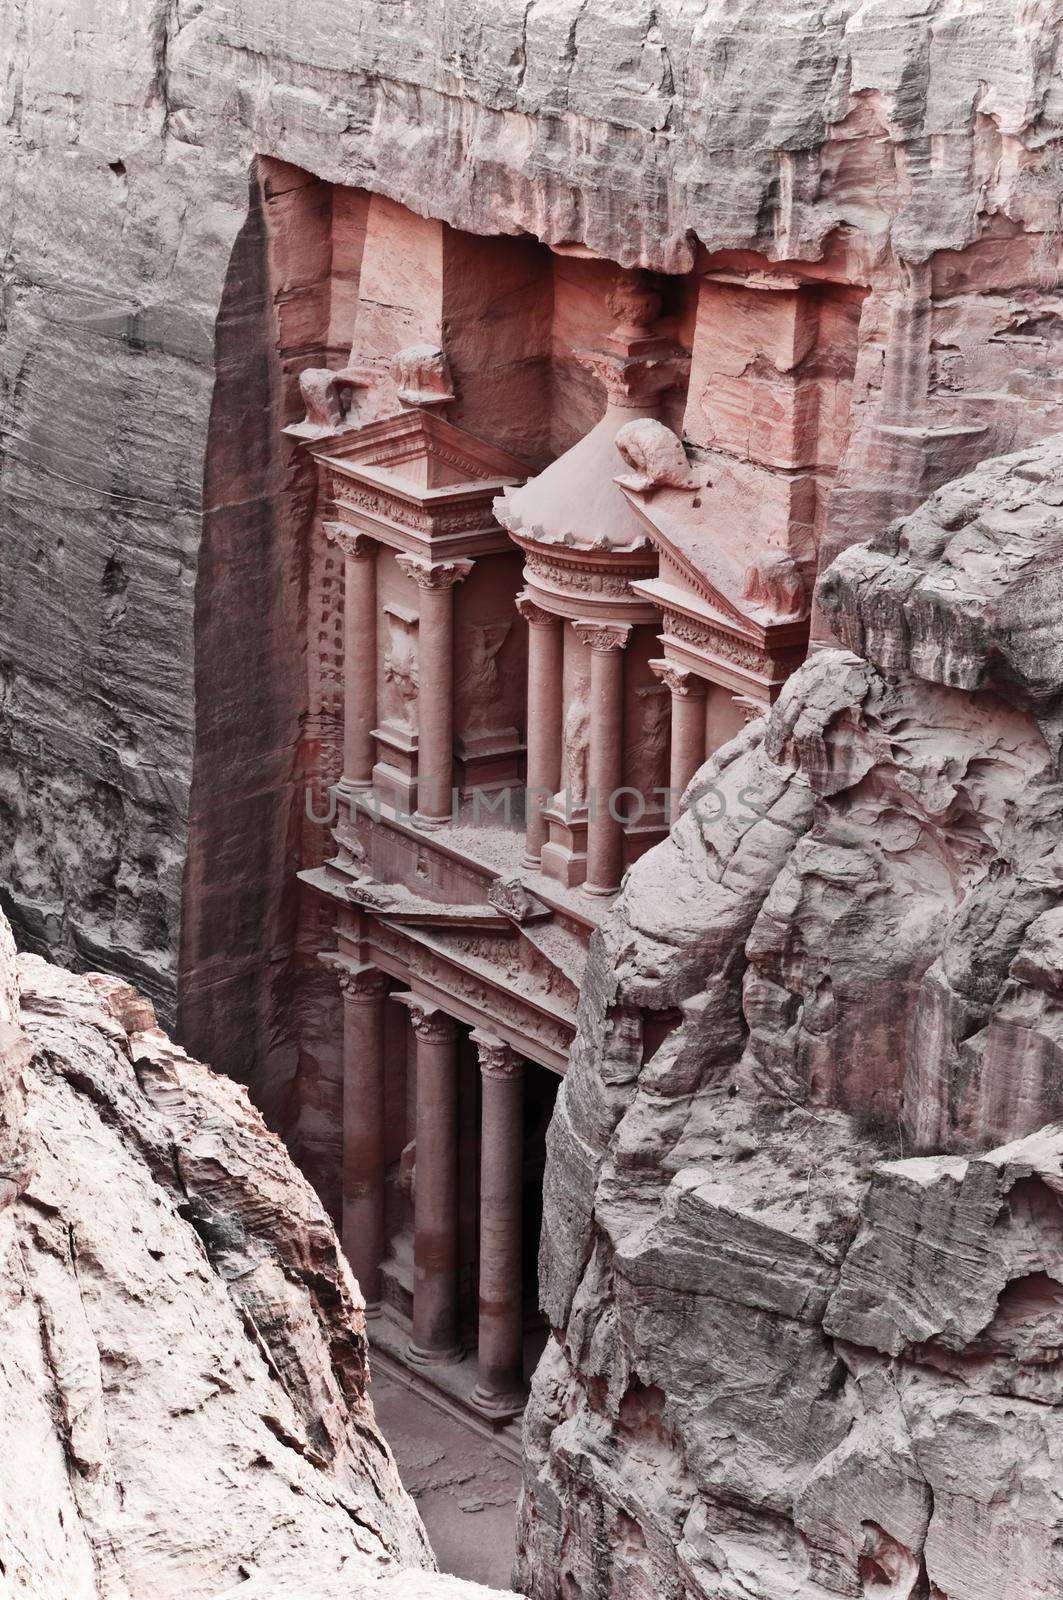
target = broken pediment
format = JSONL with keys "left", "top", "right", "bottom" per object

{"left": 312, "top": 407, "right": 530, "bottom": 497}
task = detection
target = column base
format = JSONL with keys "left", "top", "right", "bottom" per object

{"left": 407, "top": 1338, "right": 465, "bottom": 1368}
{"left": 582, "top": 881, "right": 619, "bottom": 898}
{"left": 412, "top": 811, "right": 448, "bottom": 832}
{"left": 519, "top": 850, "right": 542, "bottom": 870}
{"left": 470, "top": 1382, "right": 527, "bottom": 1420}
{"left": 362, "top": 1300, "right": 383, "bottom": 1321}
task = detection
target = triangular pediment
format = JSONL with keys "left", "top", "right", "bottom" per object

{"left": 619, "top": 482, "right": 755, "bottom": 628}
{"left": 318, "top": 409, "right": 530, "bottom": 494}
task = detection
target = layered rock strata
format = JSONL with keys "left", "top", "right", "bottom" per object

{"left": 0, "top": 907, "right": 515, "bottom": 1599}
{"left": 3, "top": 0, "right": 1063, "bottom": 1141}
{"left": 519, "top": 436, "right": 1063, "bottom": 1600}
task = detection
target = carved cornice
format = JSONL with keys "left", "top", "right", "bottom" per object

{"left": 573, "top": 620, "right": 632, "bottom": 653}
{"left": 324, "top": 521, "right": 376, "bottom": 561}
{"left": 396, "top": 554, "right": 475, "bottom": 591}
{"left": 649, "top": 657, "right": 708, "bottom": 699}
{"left": 470, "top": 1029, "right": 524, "bottom": 1082}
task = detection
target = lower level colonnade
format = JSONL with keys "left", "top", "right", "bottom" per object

{"left": 337, "top": 962, "right": 536, "bottom": 1420}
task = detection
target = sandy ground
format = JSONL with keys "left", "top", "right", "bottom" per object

{"left": 370, "top": 1367, "right": 522, "bottom": 1590}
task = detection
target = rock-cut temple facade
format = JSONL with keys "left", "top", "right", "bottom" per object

{"left": 281, "top": 181, "right": 859, "bottom": 1423}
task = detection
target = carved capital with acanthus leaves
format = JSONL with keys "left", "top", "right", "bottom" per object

{"left": 396, "top": 555, "right": 475, "bottom": 591}
{"left": 515, "top": 591, "right": 561, "bottom": 629}
{"left": 573, "top": 620, "right": 632, "bottom": 654}
{"left": 394, "top": 992, "right": 459, "bottom": 1043}
{"left": 649, "top": 658, "right": 708, "bottom": 699}
{"left": 321, "top": 956, "right": 389, "bottom": 1003}
{"left": 324, "top": 521, "right": 377, "bottom": 561}
{"left": 470, "top": 1029, "right": 524, "bottom": 1082}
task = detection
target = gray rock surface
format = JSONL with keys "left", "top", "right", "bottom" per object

{"left": 520, "top": 435, "right": 1063, "bottom": 1599}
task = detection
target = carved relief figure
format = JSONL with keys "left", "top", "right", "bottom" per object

{"left": 559, "top": 689, "right": 590, "bottom": 806}
{"left": 742, "top": 549, "right": 806, "bottom": 618}
{"left": 456, "top": 619, "right": 512, "bottom": 734}
{"left": 629, "top": 684, "right": 670, "bottom": 793}
{"left": 297, "top": 365, "right": 370, "bottom": 431}
{"left": 390, "top": 343, "right": 456, "bottom": 407}
{"left": 382, "top": 608, "right": 419, "bottom": 728}
{"left": 613, "top": 418, "right": 696, "bottom": 493}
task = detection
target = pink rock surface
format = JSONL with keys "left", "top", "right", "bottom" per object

{"left": 520, "top": 436, "right": 1063, "bottom": 1599}
{"left": 0, "top": 921, "right": 521, "bottom": 1598}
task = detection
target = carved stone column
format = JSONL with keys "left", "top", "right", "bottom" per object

{"left": 650, "top": 659, "right": 709, "bottom": 824}
{"left": 576, "top": 621, "right": 632, "bottom": 896}
{"left": 516, "top": 593, "right": 564, "bottom": 867}
{"left": 397, "top": 556, "right": 473, "bottom": 826}
{"left": 470, "top": 1030, "right": 526, "bottom": 1414}
{"left": 396, "top": 994, "right": 462, "bottom": 1364}
{"left": 336, "top": 962, "right": 389, "bottom": 1308}
{"left": 325, "top": 524, "right": 378, "bottom": 790}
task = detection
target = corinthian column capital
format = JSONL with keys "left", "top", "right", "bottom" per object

{"left": 470, "top": 1029, "right": 524, "bottom": 1082}
{"left": 573, "top": 620, "right": 632, "bottom": 654}
{"left": 396, "top": 554, "right": 474, "bottom": 591}
{"left": 649, "top": 657, "right": 708, "bottom": 698}
{"left": 515, "top": 591, "right": 560, "bottom": 629}
{"left": 335, "top": 963, "right": 389, "bottom": 1002}
{"left": 395, "top": 992, "right": 459, "bottom": 1043}
{"left": 324, "top": 521, "right": 377, "bottom": 561}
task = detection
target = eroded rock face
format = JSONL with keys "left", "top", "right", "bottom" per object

{"left": 0, "top": 916, "right": 517, "bottom": 1600}
{"left": 519, "top": 436, "right": 1063, "bottom": 1600}
{"left": 4, "top": 0, "right": 1063, "bottom": 1137}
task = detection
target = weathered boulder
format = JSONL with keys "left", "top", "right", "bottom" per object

{"left": 520, "top": 436, "right": 1063, "bottom": 1600}
{"left": 0, "top": 916, "right": 517, "bottom": 1599}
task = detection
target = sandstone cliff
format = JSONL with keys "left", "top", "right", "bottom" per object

{"left": 0, "top": 907, "right": 515, "bottom": 1599}
{"left": 520, "top": 435, "right": 1063, "bottom": 1600}
{"left": 3, "top": 0, "right": 1063, "bottom": 1147}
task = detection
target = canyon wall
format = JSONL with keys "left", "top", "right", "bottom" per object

{"left": 0, "top": 902, "right": 518, "bottom": 1599}
{"left": 3, "top": 0, "right": 1063, "bottom": 1129}
{"left": 519, "top": 434, "right": 1063, "bottom": 1599}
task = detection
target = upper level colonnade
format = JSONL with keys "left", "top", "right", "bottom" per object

{"left": 286, "top": 189, "right": 856, "bottom": 910}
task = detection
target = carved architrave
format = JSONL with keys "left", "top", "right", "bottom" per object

{"left": 470, "top": 1029, "right": 524, "bottom": 1082}
{"left": 573, "top": 620, "right": 632, "bottom": 654}
{"left": 650, "top": 658, "right": 709, "bottom": 698}
{"left": 330, "top": 478, "right": 496, "bottom": 539}
{"left": 371, "top": 923, "right": 574, "bottom": 1058}
{"left": 324, "top": 522, "right": 376, "bottom": 561}
{"left": 396, "top": 554, "right": 475, "bottom": 591}
{"left": 524, "top": 553, "right": 650, "bottom": 597}
{"left": 661, "top": 610, "right": 768, "bottom": 676}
